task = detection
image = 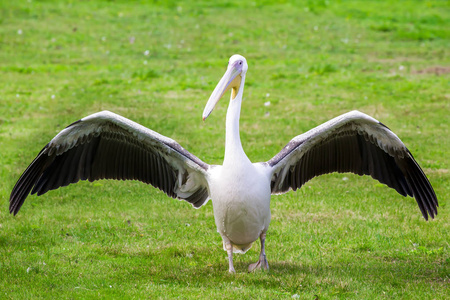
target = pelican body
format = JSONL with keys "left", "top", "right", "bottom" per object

{"left": 10, "top": 55, "right": 438, "bottom": 273}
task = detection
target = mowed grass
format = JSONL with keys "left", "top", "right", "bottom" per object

{"left": 0, "top": 0, "right": 449, "bottom": 298}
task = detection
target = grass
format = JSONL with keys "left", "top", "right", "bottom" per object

{"left": 0, "top": 0, "right": 449, "bottom": 298}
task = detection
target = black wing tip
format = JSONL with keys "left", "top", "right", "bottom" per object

{"left": 10, "top": 185, "right": 30, "bottom": 216}
{"left": 11, "top": 208, "right": 20, "bottom": 216}
{"left": 421, "top": 204, "right": 438, "bottom": 221}
{"left": 401, "top": 153, "right": 439, "bottom": 221}
{"left": 9, "top": 203, "right": 16, "bottom": 216}
{"left": 9, "top": 193, "right": 23, "bottom": 216}
{"left": 9, "top": 188, "right": 26, "bottom": 216}
{"left": 8, "top": 145, "right": 52, "bottom": 216}
{"left": 422, "top": 199, "right": 438, "bottom": 221}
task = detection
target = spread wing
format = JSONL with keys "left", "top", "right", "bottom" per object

{"left": 10, "top": 111, "right": 210, "bottom": 215}
{"left": 266, "top": 110, "right": 438, "bottom": 220}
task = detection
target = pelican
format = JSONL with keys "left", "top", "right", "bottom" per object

{"left": 10, "top": 54, "right": 438, "bottom": 273}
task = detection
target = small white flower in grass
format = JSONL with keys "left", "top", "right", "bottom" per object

{"left": 26, "top": 267, "right": 31, "bottom": 273}
{"left": 264, "top": 101, "right": 270, "bottom": 107}
{"left": 110, "top": 285, "right": 112, "bottom": 288}
{"left": 143, "top": 60, "right": 148, "bottom": 65}
{"left": 144, "top": 50, "right": 150, "bottom": 56}
{"left": 185, "top": 223, "right": 191, "bottom": 227}
{"left": 16, "top": 94, "right": 20, "bottom": 98}
{"left": 18, "top": 29, "right": 23, "bottom": 35}
{"left": 266, "top": 93, "right": 270, "bottom": 98}
{"left": 51, "top": 95, "right": 55, "bottom": 99}
{"left": 292, "top": 294, "right": 300, "bottom": 299}
{"left": 399, "top": 65, "right": 405, "bottom": 71}
{"left": 342, "top": 177, "right": 349, "bottom": 181}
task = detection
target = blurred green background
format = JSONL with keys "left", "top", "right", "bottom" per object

{"left": 0, "top": 1, "right": 448, "bottom": 299}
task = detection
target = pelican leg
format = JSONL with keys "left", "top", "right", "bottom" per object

{"left": 225, "top": 242, "right": 236, "bottom": 273}
{"left": 248, "top": 232, "right": 269, "bottom": 272}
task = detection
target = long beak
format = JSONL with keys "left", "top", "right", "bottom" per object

{"left": 202, "top": 65, "right": 242, "bottom": 121}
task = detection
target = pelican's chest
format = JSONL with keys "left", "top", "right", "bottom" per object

{"left": 209, "top": 163, "right": 270, "bottom": 203}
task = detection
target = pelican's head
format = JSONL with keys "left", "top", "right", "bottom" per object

{"left": 202, "top": 55, "right": 248, "bottom": 121}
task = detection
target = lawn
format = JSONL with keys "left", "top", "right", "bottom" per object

{"left": 0, "top": 0, "right": 449, "bottom": 299}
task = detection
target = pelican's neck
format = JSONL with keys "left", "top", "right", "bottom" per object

{"left": 224, "top": 79, "right": 251, "bottom": 167}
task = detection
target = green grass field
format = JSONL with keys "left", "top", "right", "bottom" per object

{"left": 1, "top": 1, "right": 449, "bottom": 298}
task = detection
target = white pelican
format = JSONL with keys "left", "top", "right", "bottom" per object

{"left": 10, "top": 54, "right": 438, "bottom": 273}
